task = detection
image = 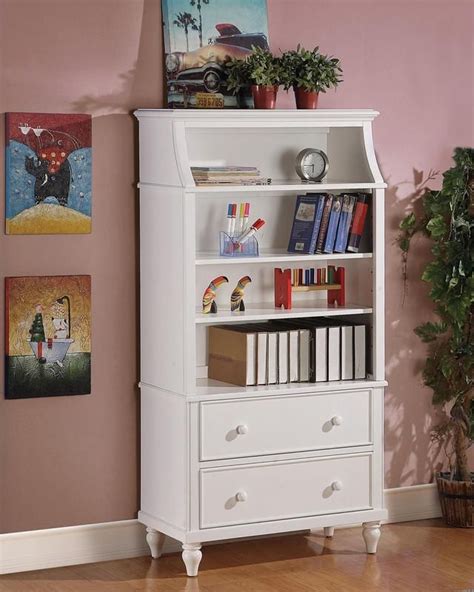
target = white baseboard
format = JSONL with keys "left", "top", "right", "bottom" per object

{"left": 0, "top": 484, "right": 441, "bottom": 575}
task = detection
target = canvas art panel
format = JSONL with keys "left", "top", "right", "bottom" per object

{"left": 162, "top": 0, "right": 269, "bottom": 108}
{"left": 5, "top": 275, "right": 91, "bottom": 399}
{"left": 5, "top": 112, "right": 92, "bottom": 234}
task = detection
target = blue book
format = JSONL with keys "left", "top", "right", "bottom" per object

{"left": 323, "top": 195, "right": 343, "bottom": 253}
{"left": 334, "top": 194, "right": 356, "bottom": 253}
{"left": 287, "top": 194, "right": 325, "bottom": 254}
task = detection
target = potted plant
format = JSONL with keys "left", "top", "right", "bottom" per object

{"left": 398, "top": 147, "right": 473, "bottom": 527}
{"left": 280, "top": 45, "right": 342, "bottom": 109}
{"left": 225, "top": 46, "right": 282, "bottom": 109}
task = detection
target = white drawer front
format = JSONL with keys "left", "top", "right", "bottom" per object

{"left": 200, "top": 390, "right": 371, "bottom": 461}
{"left": 200, "top": 453, "right": 372, "bottom": 528}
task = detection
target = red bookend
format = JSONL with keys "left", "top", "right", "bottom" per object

{"left": 274, "top": 268, "right": 292, "bottom": 309}
{"left": 327, "top": 266, "right": 346, "bottom": 306}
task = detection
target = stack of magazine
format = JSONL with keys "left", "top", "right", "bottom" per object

{"left": 208, "top": 319, "right": 367, "bottom": 387}
{"left": 288, "top": 193, "right": 370, "bottom": 254}
{"left": 191, "top": 166, "right": 266, "bottom": 186}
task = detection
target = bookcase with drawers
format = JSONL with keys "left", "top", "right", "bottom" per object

{"left": 135, "top": 108, "right": 388, "bottom": 576}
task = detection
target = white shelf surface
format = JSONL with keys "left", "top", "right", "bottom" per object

{"left": 194, "top": 378, "right": 387, "bottom": 400}
{"left": 195, "top": 302, "right": 372, "bottom": 324}
{"left": 187, "top": 180, "right": 386, "bottom": 193}
{"left": 196, "top": 250, "right": 373, "bottom": 266}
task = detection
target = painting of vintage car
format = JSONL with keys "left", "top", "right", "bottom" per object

{"left": 162, "top": 0, "right": 269, "bottom": 108}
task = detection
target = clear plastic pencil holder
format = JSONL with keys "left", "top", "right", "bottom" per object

{"left": 219, "top": 231, "right": 259, "bottom": 257}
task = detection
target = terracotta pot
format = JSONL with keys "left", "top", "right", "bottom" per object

{"left": 251, "top": 85, "right": 278, "bottom": 109}
{"left": 294, "top": 87, "right": 319, "bottom": 109}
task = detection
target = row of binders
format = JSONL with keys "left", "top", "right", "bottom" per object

{"left": 288, "top": 192, "right": 369, "bottom": 255}
{"left": 208, "top": 319, "right": 367, "bottom": 387}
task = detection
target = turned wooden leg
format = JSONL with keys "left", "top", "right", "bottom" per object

{"left": 362, "top": 521, "right": 381, "bottom": 554}
{"left": 324, "top": 526, "right": 335, "bottom": 537}
{"left": 182, "top": 543, "right": 202, "bottom": 577}
{"left": 146, "top": 527, "right": 165, "bottom": 559}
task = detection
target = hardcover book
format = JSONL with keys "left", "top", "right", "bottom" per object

{"left": 347, "top": 194, "right": 369, "bottom": 252}
{"left": 334, "top": 194, "right": 356, "bottom": 253}
{"left": 287, "top": 194, "right": 325, "bottom": 254}
{"left": 315, "top": 194, "right": 334, "bottom": 254}
{"left": 323, "top": 195, "right": 343, "bottom": 254}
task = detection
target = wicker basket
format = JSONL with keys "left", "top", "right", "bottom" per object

{"left": 436, "top": 472, "right": 474, "bottom": 527}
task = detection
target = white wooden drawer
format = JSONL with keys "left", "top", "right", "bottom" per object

{"left": 200, "top": 390, "right": 371, "bottom": 461}
{"left": 200, "top": 453, "right": 371, "bottom": 528}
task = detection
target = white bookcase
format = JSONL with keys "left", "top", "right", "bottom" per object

{"left": 135, "top": 109, "right": 388, "bottom": 576}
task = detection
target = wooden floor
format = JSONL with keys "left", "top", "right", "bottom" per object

{"left": 1, "top": 520, "right": 473, "bottom": 592}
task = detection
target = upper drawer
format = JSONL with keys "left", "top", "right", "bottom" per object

{"left": 200, "top": 390, "right": 372, "bottom": 461}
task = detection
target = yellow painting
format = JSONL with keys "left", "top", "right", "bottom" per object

{"left": 5, "top": 275, "right": 91, "bottom": 398}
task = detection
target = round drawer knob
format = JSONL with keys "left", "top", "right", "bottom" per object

{"left": 235, "top": 490, "right": 248, "bottom": 502}
{"left": 331, "top": 415, "right": 343, "bottom": 426}
{"left": 331, "top": 480, "right": 343, "bottom": 491}
{"left": 236, "top": 424, "right": 248, "bottom": 435}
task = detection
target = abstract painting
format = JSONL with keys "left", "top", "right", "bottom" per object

{"left": 5, "top": 275, "right": 91, "bottom": 399}
{"left": 162, "top": 0, "right": 269, "bottom": 108}
{"left": 5, "top": 113, "right": 92, "bottom": 234}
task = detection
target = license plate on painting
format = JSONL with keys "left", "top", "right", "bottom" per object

{"left": 196, "top": 93, "right": 225, "bottom": 109}
{"left": 162, "top": 0, "right": 269, "bottom": 109}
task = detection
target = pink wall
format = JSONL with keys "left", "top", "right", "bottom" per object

{"left": 0, "top": 0, "right": 472, "bottom": 533}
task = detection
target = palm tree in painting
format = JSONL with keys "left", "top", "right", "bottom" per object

{"left": 173, "top": 11, "right": 198, "bottom": 52}
{"left": 190, "top": 0, "right": 210, "bottom": 48}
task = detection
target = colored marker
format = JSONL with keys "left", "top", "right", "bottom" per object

{"left": 226, "top": 203, "right": 233, "bottom": 235}
{"left": 243, "top": 202, "right": 250, "bottom": 232}
{"left": 229, "top": 203, "right": 237, "bottom": 236}
{"left": 235, "top": 218, "right": 265, "bottom": 246}
{"left": 239, "top": 202, "right": 246, "bottom": 234}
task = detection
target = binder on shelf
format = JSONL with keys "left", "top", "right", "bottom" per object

{"left": 257, "top": 331, "right": 268, "bottom": 385}
{"left": 267, "top": 331, "right": 278, "bottom": 385}
{"left": 288, "top": 329, "right": 299, "bottom": 383}
{"left": 327, "top": 325, "right": 341, "bottom": 381}
{"left": 277, "top": 329, "right": 289, "bottom": 384}
{"left": 298, "top": 328, "right": 310, "bottom": 382}
{"left": 208, "top": 325, "right": 257, "bottom": 386}
{"left": 354, "top": 324, "right": 367, "bottom": 379}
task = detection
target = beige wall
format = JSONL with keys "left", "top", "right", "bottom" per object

{"left": 1, "top": 0, "right": 472, "bottom": 533}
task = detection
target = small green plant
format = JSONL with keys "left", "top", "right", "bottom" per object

{"left": 225, "top": 46, "right": 282, "bottom": 94}
{"left": 397, "top": 147, "right": 474, "bottom": 482}
{"left": 280, "top": 45, "right": 342, "bottom": 93}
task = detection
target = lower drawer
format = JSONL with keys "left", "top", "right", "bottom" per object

{"left": 200, "top": 453, "right": 372, "bottom": 529}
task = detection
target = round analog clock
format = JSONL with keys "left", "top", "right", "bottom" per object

{"left": 295, "top": 148, "right": 329, "bottom": 182}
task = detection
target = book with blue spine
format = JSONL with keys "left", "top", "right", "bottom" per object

{"left": 287, "top": 194, "right": 326, "bottom": 254}
{"left": 334, "top": 194, "right": 356, "bottom": 253}
{"left": 323, "top": 195, "right": 343, "bottom": 253}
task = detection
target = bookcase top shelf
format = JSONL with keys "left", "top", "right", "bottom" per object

{"left": 195, "top": 302, "right": 372, "bottom": 324}
{"left": 196, "top": 250, "right": 373, "bottom": 266}
{"left": 135, "top": 109, "right": 380, "bottom": 125}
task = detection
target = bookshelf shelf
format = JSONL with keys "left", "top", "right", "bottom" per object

{"left": 136, "top": 108, "right": 387, "bottom": 575}
{"left": 195, "top": 302, "right": 372, "bottom": 324}
{"left": 187, "top": 180, "right": 387, "bottom": 193}
{"left": 195, "top": 250, "right": 373, "bottom": 266}
{"left": 195, "top": 377, "right": 388, "bottom": 400}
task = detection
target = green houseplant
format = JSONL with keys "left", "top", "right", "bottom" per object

{"left": 398, "top": 147, "right": 473, "bottom": 527}
{"left": 280, "top": 45, "right": 342, "bottom": 109}
{"left": 225, "top": 46, "right": 282, "bottom": 109}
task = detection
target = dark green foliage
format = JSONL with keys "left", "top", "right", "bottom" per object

{"left": 398, "top": 148, "right": 474, "bottom": 481}
{"left": 29, "top": 312, "right": 46, "bottom": 343}
{"left": 280, "top": 45, "right": 343, "bottom": 93}
{"left": 6, "top": 353, "right": 91, "bottom": 399}
{"left": 225, "top": 46, "right": 282, "bottom": 94}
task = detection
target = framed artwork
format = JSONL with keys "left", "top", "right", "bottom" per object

{"left": 5, "top": 112, "right": 92, "bottom": 234}
{"left": 5, "top": 275, "right": 91, "bottom": 399}
{"left": 162, "top": 0, "right": 269, "bottom": 108}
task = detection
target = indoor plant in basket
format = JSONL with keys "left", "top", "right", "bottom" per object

{"left": 280, "top": 45, "right": 342, "bottom": 109}
{"left": 225, "top": 46, "right": 282, "bottom": 109}
{"left": 398, "top": 147, "right": 473, "bottom": 527}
